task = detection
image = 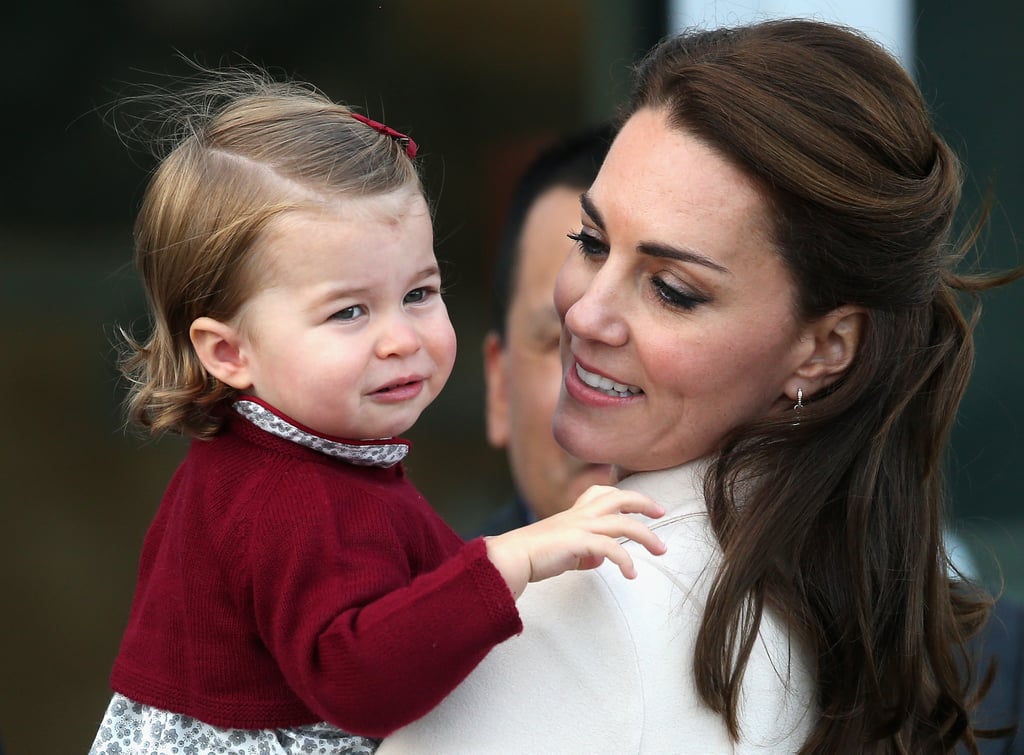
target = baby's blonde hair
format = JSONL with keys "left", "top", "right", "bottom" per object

{"left": 119, "top": 67, "right": 421, "bottom": 438}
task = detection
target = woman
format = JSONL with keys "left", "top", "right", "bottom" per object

{"left": 380, "top": 18, "right": 1020, "bottom": 753}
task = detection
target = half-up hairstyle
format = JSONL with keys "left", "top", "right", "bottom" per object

{"left": 118, "top": 67, "right": 420, "bottom": 438}
{"left": 629, "top": 19, "right": 1022, "bottom": 753}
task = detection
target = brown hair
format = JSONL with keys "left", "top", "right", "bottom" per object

{"left": 629, "top": 19, "right": 1022, "bottom": 753}
{"left": 118, "top": 67, "right": 421, "bottom": 438}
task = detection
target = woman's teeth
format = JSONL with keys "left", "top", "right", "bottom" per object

{"left": 575, "top": 364, "right": 642, "bottom": 398}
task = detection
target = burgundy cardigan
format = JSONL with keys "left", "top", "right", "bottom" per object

{"left": 110, "top": 405, "right": 521, "bottom": 736}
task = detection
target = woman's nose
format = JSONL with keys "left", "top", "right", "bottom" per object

{"left": 563, "top": 266, "right": 629, "bottom": 347}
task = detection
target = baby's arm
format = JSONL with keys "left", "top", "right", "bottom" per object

{"left": 485, "top": 485, "right": 666, "bottom": 599}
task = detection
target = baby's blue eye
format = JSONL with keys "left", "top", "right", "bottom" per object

{"left": 332, "top": 305, "right": 365, "bottom": 321}
{"left": 404, "top": 288, "right": 429, "bottom": 304}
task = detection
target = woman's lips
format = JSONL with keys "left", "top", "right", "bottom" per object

{"left": 573, "top": 362, "right": 642, "bottom": 397}
{"left": 564, "top": 360, "right": 644, "bottom": 407}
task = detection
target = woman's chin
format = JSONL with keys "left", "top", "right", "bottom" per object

{"left": 553, "top": 424, "right": 620, "bottom": 469}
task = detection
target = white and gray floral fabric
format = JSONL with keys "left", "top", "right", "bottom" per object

{"left": 89, "top": 693, "right": 380, "bottom": 754}
{"left": 233, "top": 400, "right": 408, "bottom": 468}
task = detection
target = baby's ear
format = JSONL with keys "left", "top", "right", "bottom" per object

{"left": 784, "top": 306, "right": 865, "bottom": 401}
{"left": 190, "top": 317, "right": 253, "bottom": 391}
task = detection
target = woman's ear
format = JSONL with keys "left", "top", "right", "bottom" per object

{"left": 785, "top": 306, "right": 866, "bottom": 401}
{"left": 189, "top": 316, "right": 253, "bottom": 391}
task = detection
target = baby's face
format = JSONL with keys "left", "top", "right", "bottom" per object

{"left": 232, "top": 188, "right": 456, "bottom": 440}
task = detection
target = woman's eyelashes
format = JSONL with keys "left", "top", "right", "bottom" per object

{"left": 568, "top": 229, "right": 710, "bottom": 312}
{"left": 567, "top": 230, "right": 607, "bottom": 258}
{"left": 652, "top": 277, "right": 709, "bottom": 311}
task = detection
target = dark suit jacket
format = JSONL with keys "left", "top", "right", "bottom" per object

{"left": 469, "top": 495, "right": 534, "bottom": 538}
{"left": 974, "top": 595, "right": 1024, "bottom": 754}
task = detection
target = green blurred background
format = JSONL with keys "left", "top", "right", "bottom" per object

{"left": 0, "top": 2, "right": 1021, "bottom": 753}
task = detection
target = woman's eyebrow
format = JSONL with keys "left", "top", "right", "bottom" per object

{"left": 580, "top": 192, "right": 730, "bottom": 275}
{"left": 638, "top": 242, "right": 730, "bottom": 274}
{"left": 579, "top": 192, "right": 605, "bottom": 228}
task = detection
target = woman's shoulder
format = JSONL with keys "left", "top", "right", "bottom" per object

{"left": 379, "top": 564, "right": 736, "bottom": 753}
{"left": 378, "top": 568, "right": 647, "bottom": 753}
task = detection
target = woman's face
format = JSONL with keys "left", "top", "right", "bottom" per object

{"left": 553, "top": 108, "right": 818, "bottom": 475}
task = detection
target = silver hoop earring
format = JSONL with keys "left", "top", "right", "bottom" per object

{"left": 792, "top": 387, "right": 804, "bottom": 426}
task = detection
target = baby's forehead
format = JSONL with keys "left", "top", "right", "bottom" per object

{"left": 246, "top": 188, "right": 435, "bottom": 275}
{"left": 278, "top": 185, "right": 428, "bottom": 228}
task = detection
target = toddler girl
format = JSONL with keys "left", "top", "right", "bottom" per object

{"left": 88, "top": 69, "right": 665, "bottom": 754}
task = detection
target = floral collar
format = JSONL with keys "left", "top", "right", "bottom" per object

{"left": 232, "top": 398, "right": 409, "bottom": 468}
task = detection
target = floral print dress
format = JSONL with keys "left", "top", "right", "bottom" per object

{"left": 89, "top": 693, "right": 379, "bottom": 754}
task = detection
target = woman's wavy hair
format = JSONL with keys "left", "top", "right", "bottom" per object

{"left": 628, "top": 18, "right": 1022, "bottom": 753}
{"left": 118, "top": 67, "right": 420, "bottom": 438}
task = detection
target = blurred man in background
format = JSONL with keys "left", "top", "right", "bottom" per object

{"left": 478, "top": 124, "right": 616, "bottom": 534}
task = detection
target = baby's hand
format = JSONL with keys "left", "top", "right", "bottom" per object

{"left": 484, "top": 485, "right": 666, "bottom": 599}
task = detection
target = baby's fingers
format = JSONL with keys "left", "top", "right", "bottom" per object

{"left": 577, "top": 486, "right": 665, "bottom": 519}
{"left": 612, "top": 492, "right": 665, "bottom": 519}
{"left": 602, "top": 516, "right": 667, "bottom": 557}
{"left": 587, "top": 537, "right": 639, "bottom": 580}
{"left": 571, "top": 484, "right": 621, "bottom": 507}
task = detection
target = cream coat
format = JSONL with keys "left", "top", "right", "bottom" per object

{"left": 379, "top": 460, "right": 816, "bottom": 754}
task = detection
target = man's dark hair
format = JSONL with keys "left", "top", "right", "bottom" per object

{"left": 490, "top": 123, "right": 617, "bottom": 338}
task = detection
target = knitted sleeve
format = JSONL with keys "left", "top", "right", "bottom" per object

{"left": 244, "top": 464, "right": 522, "bottom": 737}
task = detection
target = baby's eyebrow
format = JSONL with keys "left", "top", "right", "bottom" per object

{"left": 414, "top": 264, "right": 441, "bottom": 279}
{"left": 314, "top": 264, "right": 442, "bottom": 303}
{"left": 316, "top": 284, "right": 369, "bottom": 303}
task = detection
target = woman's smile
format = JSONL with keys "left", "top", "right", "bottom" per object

{"left": 572, "top": 361, "right": 642, "bottom": 398}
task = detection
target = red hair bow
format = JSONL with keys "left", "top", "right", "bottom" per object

{"left": 351, "top": 112, "right": 418, "bottom": 158}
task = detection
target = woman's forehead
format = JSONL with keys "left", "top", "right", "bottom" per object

{"left": 587, "top": 109, "right": 773, "bottom": 257}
